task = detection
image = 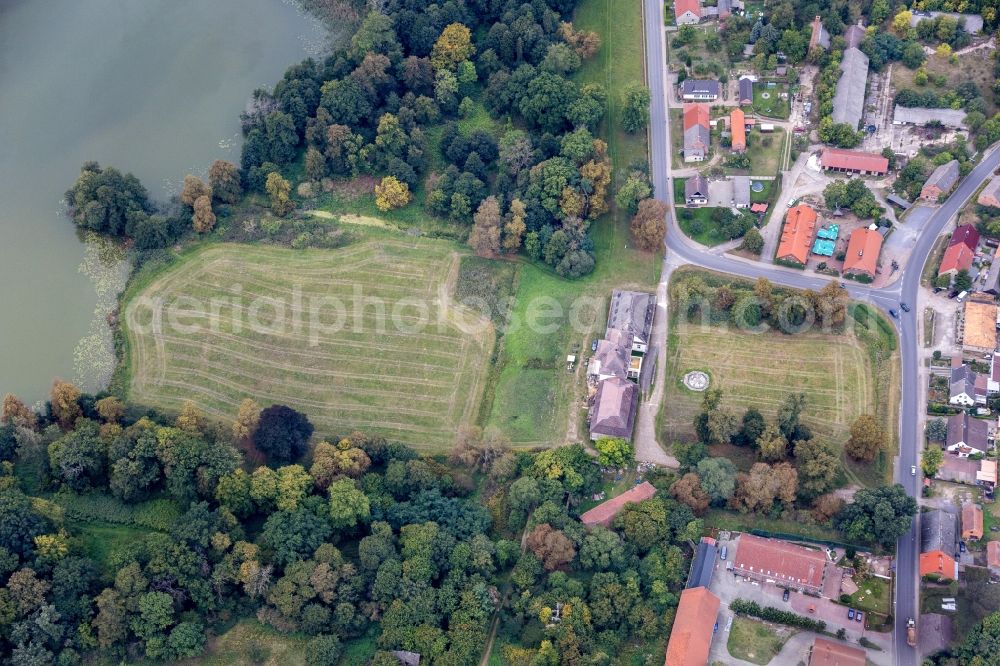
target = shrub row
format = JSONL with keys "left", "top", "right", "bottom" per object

{"left": 53, "top": 491, "right": 180, "bottom": 531}
{"left": 730, "top": 598, "right": 828, "bottom": 633}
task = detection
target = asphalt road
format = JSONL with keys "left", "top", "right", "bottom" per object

{"left": 641, "top": 0, "right": 1000, "bottom": 661}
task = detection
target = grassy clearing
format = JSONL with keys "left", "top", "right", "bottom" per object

{"left": 892, "top": 50, "right": 998, "bottom": 117}
{"left": 661, "top": 270, "right": 899, "bottom": 487}
{"left": 677, "top": 208, "right": 729, "bottom": 246}
{"left": 480, "top": 0, "right": 660, "bottom": 446}
{"left": 751, "top": 179, "right": 774, "bottom": 203}
{"left": 667, "top": 25, "right": 730, "bottom": 72}
{"left": 71, "top": 522, "right": 167, "bottom": 570}
{"left": 746, "top": 129, "right": 786, "bottom": 176}
{"left": 182, "top": 619, "right": 309, "bottom": 666}
{"left": 123, "top": 240, "right": 493, "bottom": 451}
{"left": 704, "top": 509, "right": 845, "bottom": 543}
{"left": 727, "top": 617, "right": 791, "bottom": 665}
{"left": 921, "top": 233, "right": 950, "bottom": 288}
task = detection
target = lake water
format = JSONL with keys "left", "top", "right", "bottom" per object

{"left": 0, "top": 0, "right": 328, "bottom": 405}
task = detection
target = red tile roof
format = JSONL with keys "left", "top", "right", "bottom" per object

{"left": 675, "top": 0, "right": 701, "bottom": 18}
{"left": 919, "top": 551, "right": 957, "bottom": 578}
{"left": 842, "top": 228, "right": 882, "bottom": 278}
{"left": 776, "top": 204, "right": 817, "bottom": 265}
{"left": 580, "top": 481, "right": 657, "bottom": 527}
{"left": 683, "top": 103, "right": 710, "bottom": 131}
{"left": 963, "top": 503, "right": 984, "bottom": 540}
{"left": 733, "top": 534, "right": 827, "bottom": 589}
{"left": 664, "top": 587, "right": 719, "bottom": 666}
{"left": 939, "top": 242, "right": 975, "bottom": 276}
{"left": 731, "top": 109, "right": 746, "bottom": 151}
{"left": 950, "top": 223, "right": 981, "bottom": 251}
{"left": 809, "top": 637, "right": 866, "bottom": 666}
{"left": 988, "top": 541, "right": 1000, "bottom": 569}
{"left": 820, "top": 148, "right": 889, "bottom": 174}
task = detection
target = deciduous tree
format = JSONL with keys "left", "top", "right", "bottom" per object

{"left": 502, "top": 198, "right": 527, "bottom": 253}
{"left": 374, "top": 176, "right": 411, "bottom": 212}
{"left": 431, "top": 23, "right": 475, "bottom": 71}
{"left": 630, "top": 199, "right": 668, "bottom": 251}
{"left": 192, "top": 195, "right": 216, "bottom": 233}
{"left": 266, "top": 172, "right": 294, "bottom": 217}
{"left": 525, "top": 523, "right": 575, "bottom": 570}
{"left": 621, "top": 83, "right": 651, "bottom": 133}
{"left": 2, "top": 394, "right": 37, "bottom": 430}
{"left": 846, "top": 414, "right": 885, "bottom": 462}
{"left": 670, "top": 472, "right": 710, "bottom": 515}
{"left": 594, "top": 437, "right": 634, "bottom": 468}
{"left": 922, "top": 446, "right": 943, "bottom": 477}
{"left": 208, "top": 160, "right": 242, "bottom": 204}
{"left": 469, "top": 195, "right": 501, "bottom": 256}
{"left": 232, "top": 398, "right": 261, "bottom": 443}
{"left": 254, "top": 404, "right": 314, "bottom": 463}
{"left": 50, "top": 379, "right": 81, "bottom": 429}
{"left": 180, "top": 175, "right": 212, "bottom": 207}
{"left": 793, "top": 438, "right": 840, "bottom": 499}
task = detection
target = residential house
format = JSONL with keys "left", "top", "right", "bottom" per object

{"left": 731, "top": 534, "right": 828, "bottom": 594}
{"left": 685, "top": 175, "right": 709, "bottom": 206}
{"left": 893, "top": 106, "right": 968, "bottom": 130}
{"left": 663, "top": 587, "right": 720, "bottom": 666}
{"left": 683, "top": 103, "right": 711, "bottom": 162}
{"left": 920, "top": 509, "right": 959, "bottom": 581}
{"left": 716, "top": 0, "right": 732, "bottom": 19}
{"left": 938, "top": 243, "right": 975, "bottom": 278}
{"left": 808, "top": 16, "right": 830, "bottom": 51}
{"left": 950, "top": 364, "right": 983, "bottom": 407}
{"left": 738, "top": 77, "right": 753, "bottom": 105}
{"left": 686, "top": 537, "right": 718, "bottom": 589}
{"left": 587, "top": 329, "right": 631, "bottom": 381}
{"left": 951, "top": 223, "right": 980, "bottom": 251}
{"left": 909, "top": 11, "right": 984, "bottom": 34}
{"left": 606, "top": 289, "right": 655, "bottom": 354}
{"left": 922, "top": 160, "right": 961, "bottom": 201}
{"left": 842, "top": 227, "right": 883, "bottom": 280}
{"left": 392, "top": 651, "right": 421, "bottom": 666}
{"left": 674, "top": 0, "right": 702, "bottom": 25}
{"left": 777, "top": 203, "right": 818, "bottom": 265}
{"left": 963, "top": 503, "right": 984, "bottom": 541}
{"left": 580, "top": 481, "right": 657, "bottom": 526}
{"left": 820, "top": 148, "right": 889, "bottom": 175}
{"left": 809, "top": 638, "right": 865, "bottom": 666}
{"left": 733, "top": 176, "right": 751, "bottom": 208}
{"left": 832, "top": 47, "right": 869, "bottom": 130}
{"left": 988, "top": 541, "right": 1000, "bottom": 575}
{"left": 731, "top": 108, "right": 747, "bottom": 152}
{"left": 589, "top": 376, "right": 638, "bottom": 441}
{"left": 887, "top": 193, "right": 912, "bottom": 210}
{"left": 946, "top": 412, "right": 991, "bottom": 457}
{"left": 681, "top": 79, "right": 721, "bottom": 101}
{"left": 979, "top": 179, "right": 1000, "bottom": 208}
{"left": 962, "top": 299, "right": 998, "bottom": 355}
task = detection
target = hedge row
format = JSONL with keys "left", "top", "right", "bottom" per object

{"left": 730, "top": 598, "right": 828, "bottom": 633}
{"left": 53, "top": 491, "right": 180, "bottom": 531}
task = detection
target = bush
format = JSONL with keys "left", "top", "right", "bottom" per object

{"left": 52, "top": 491, "right": 181, "bottom": 531}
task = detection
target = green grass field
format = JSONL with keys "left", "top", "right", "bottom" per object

{"left": 183, "top": 619, "right": 309, "bottom": 666}
{"left": 661, "top": 271, "right": 899, "bottom": 487}
{"left": 727, "top": 617, "right": 791, "bottom": 665}
{"left": 123, "top": 240, "right": 493, "bottom": 451}
{"left": 677, "top": 208, "right": 729, "bottom": 246}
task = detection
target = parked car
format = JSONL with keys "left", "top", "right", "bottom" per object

{"left": 856, "top": 611, "right": 864, "bottom": 623}
{"left": 591, "top": 339, "right": 598, "bottom": 352}
{"left": 889, "top": 309, "right": 899, "bottom": 319}
{"left": 782, "top": 589, "right": 790, "bottom": 602}
{"left": 960, "top": 541, "right": 967, "bottom": 553}
{"left": 848, "top": 608, "right": 855, "bottom": 620}
{"left": 911, "top": 466, "right": 916, "bottom": 476}
{"left": 720, "top": 546, "right": 728, "bottom": 561}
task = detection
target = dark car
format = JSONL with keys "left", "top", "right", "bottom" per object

{"left": 856, "top": 611, "right": 863, "bottom": 623}
{"left": 901, "top": 303, "right": 910, "bottom": 312}
{"left": 848, "top": 608, "right": 855, "bottom": 620}
{"left": 889, "top": 309, "right": 899, "bottom": 319}
{"left": 960, "top": 541, "right": 967, "bottom": 553}
{"left": 591, "top": 339, "right": 598, "bottom": 352}
{"left": 782, "top": 589, "right": 790, "bottom": 602}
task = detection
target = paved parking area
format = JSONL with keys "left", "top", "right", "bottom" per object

{"left": 707, "top": 178, "right": 734, "bottom": 207}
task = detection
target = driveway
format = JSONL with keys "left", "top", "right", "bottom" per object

{"left": 707, "top": 178, "right": 734, "bottom": 207}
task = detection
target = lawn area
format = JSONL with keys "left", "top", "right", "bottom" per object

{"left": 481, "top": 0, "right": 660, "bottom": 447}
{"left": 661, "top": 270, "right": 899, "bottom": 487}
{"left": 122, "top": 239, "right": 494, "bottom": 451}
{"left": 746, "top": 128, "right": 786, "bottom": 176}
{"left": 70, "top": 522, "right": 168, "bottom": 570}
{"left": 752, "top": 82, "right": 790, "bottom": 119}
{"left": 726, "top": 617, "right": 792, "bottom": 665}
{"left": 750, "top": 179, "right": 774, "bottom": 203}
{"left": 678, "top": 207, "right": 729, "bottom": 246}
{"left": 182, "top": 619, "right": 309, "bottom": 666}
{"left": 667, "top": 25, "right": 730, "bottom": 74}
{"left": 921, "top": 567, "right": 1000, "bottom": 646}
{"left": 704, "top": 509, "right": 846, "bottom": 543}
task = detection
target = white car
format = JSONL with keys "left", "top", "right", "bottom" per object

{"left": 911, "top": 466, "right": 917, "bottom": 476}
